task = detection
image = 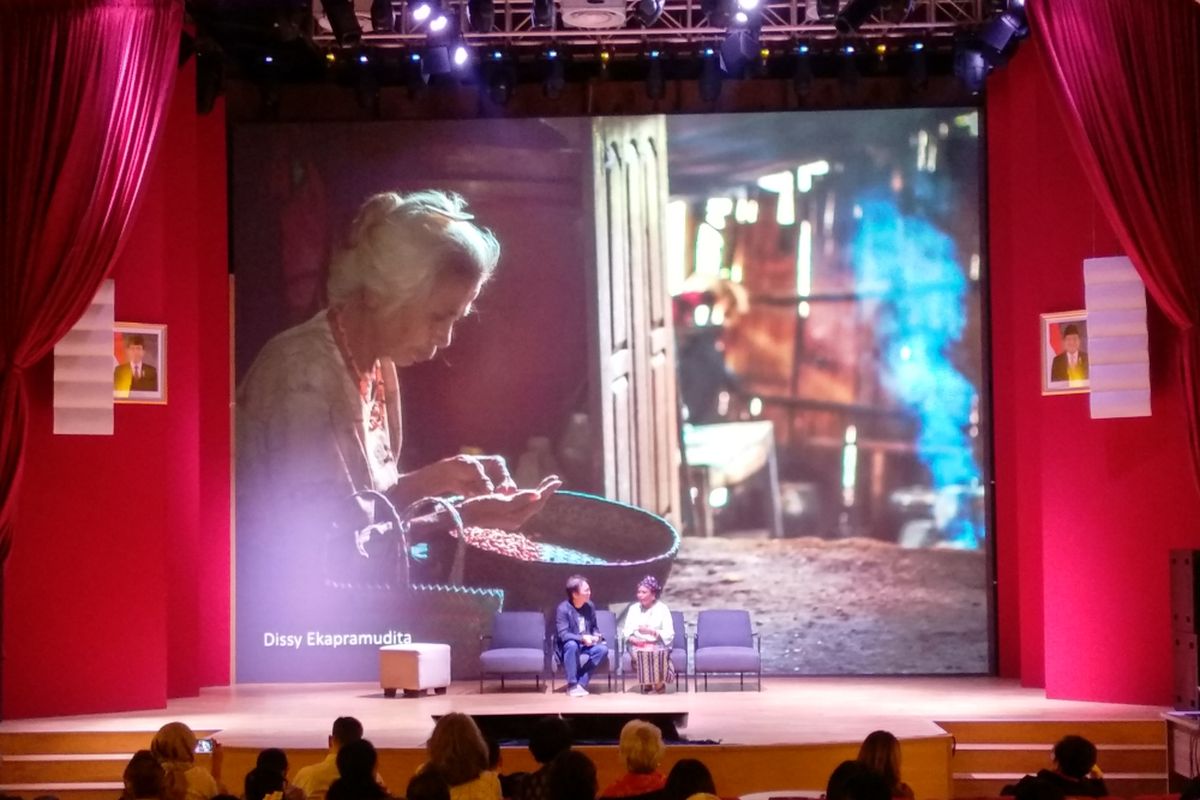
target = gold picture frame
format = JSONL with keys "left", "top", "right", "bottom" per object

{"left": 1040, "top": 310, "right": 1089, "bottom": 396}
{"left": 113, "top": 322, "right": 167, "bottom": 404}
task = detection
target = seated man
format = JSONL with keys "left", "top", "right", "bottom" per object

{"left": 1001, "top": 735, "right": 1108, "bottom": 800}
{"left": 555, "top": 574, "right": 608, "bottom": 697}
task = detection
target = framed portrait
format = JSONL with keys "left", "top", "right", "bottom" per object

{"left": 1040, "top": 310, "right": 1089, "bottom": 395}
{"left": 113, "top": 322, "right": 167, "bottom": 404}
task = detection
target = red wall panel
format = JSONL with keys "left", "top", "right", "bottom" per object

{"left": 2, "top": 61, "right": 230, "bottom": 717}
{"left": 988, "top": 41, "right": 1200, "bottom": 703}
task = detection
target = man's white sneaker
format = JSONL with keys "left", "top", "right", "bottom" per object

{"left": 567, "top": 685, "right": 589, "bottom": 697}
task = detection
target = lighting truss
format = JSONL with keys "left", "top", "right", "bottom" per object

{"left": 311, "top": 0, "right": 987, "bottom": 50}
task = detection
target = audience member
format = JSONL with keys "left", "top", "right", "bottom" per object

{"left": 599, "top": 720, "right": 665, "bottom": 799}
{"left": 151, "top": 722, "right": 223, "bottom": 800}
{"left": 294, "top": 717, "right": 365, "bottom": 800}
{"left": 245, "top": 768, "right": 285, "bottom": 800}
{"left": 824, "top": 761, "right": 890, "bottom": 800}
{"left": 1180, "top": 776, "right": 1200, "bottom": 800}
{"left": 425, "top": 713, "right": 501, "bottom": 800}
{"left": 124, "top": 750, "right": 165, "bottom": 800}
{"left": 509, "top": 716, "right": 573, "bottom": 800}
{"left": 547, "top": 752, "right": 597, "bottom": 800}
{"left": 1000, "top": 735, "right": 1107, "bottom": 800}
{"left": 406, "top": 770, "right": 451, "bottom": 800}
{"left": 662, "top": 759, "right": 715, "bottom": 800}
{"left": 855, "top": 731, "right": 914, "bottom": 800}
{"left": 328, "top": 740, "right": 388, "bottom": 800}
{"left": 248, "top": 748, "right": 304, "bottom": 800}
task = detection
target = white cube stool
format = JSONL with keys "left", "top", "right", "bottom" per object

{"left": 380, "top": 643, "right": 451, "bottom": 698}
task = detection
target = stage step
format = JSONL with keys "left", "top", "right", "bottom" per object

{"left": 952, "top": 743, "right": 1166, "bottom": 774}
{"left": 939, "top": 720, "right": 1168, "bottom": 799}
{"left": 0, "top": 781, "right": 124, "bottom": 800}
{"left": 939, "top": 720, "right": 1165, "bottom": 745}
{"left": 0, "top": 730, "right": 219, "bottom": 800}
{"left": 952, "top": 773, "right": 1168, "bottom": 797}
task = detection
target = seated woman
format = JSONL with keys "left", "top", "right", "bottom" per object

{"left": 856, "top": 731, "right": 914, "bottom": 800}
{"left": 424, "top": 712, "right": 501, "bottom": 800}
{"left": 599, "top": 720, "right": 666, "bottom": 799}
{"left": 150, "top": 723, "right": 223, "bottom": 800}
{"left": 621, "top": 576, "right": 674, "bottom": 693}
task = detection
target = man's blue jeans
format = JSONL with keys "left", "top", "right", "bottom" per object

{"left": 561, "top": 640, "right": 608, "bottom": 687}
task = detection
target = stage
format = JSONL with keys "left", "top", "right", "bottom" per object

{"left": 0, "top": 678, "right": 1169, "bottom": 800}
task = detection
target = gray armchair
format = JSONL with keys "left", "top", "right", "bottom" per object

{"left": 692, "top": 609, "right": 761, "bottom": 691}
{"left": 479, "top": 611, "right": 549, "bottom": 692}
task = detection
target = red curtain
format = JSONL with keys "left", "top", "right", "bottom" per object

{"left": 1027, "top": 0, "right": 1200, "bottom": 483}
{"left": 0, "top": 0, "right": 184, "bottom": 561}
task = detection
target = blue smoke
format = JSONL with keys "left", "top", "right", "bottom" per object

{"left": 850, "top": 194, "right": 982, "bottom": 548}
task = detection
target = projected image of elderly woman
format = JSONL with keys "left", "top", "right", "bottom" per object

{"left": 236, "top": 191, "right": 561, "bottom": 632}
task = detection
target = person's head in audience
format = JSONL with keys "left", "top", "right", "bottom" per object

{"left": 151, "top": 722, "right": 205, "bottom": 800}
{"left": 529, "top": 716, "right": 572, "bottom": 766}
{"left": 256, "top": 748, "right": 290, "bottom": 778}
{"left": 330, "top": 716, "right": 365, "bottom": 752}
{"left": 856, "top": 730, "right": 904, "bottom": 794}
{"left": 825, "top": 760, "right": 890, "bottom": 800}
{"left": 245, "top": 767, "right": 285, "bottom": 800}
{"left": 1051, "top": 735, "right": 1097, "bottom": 780}
{"left": 406, "top": 768, "right": 451, "bottom": 800}
{"left": 485, "top": 735, "right": 502, "bottom": 772}
{"left": 548, "top": 751, "right": 597, "bottom": 800}
{"left": 664, "top": 759, "right": 716, "bottom": 800}
{"left": 1179, "top": 776, "right": 1200, "bottom": 800}
{"left": 426, "top": 712, "right": 490, "bottom": 788}
{"left": 618, "top": 719, "right": 665, "bottom": 776}
{"left": 124, "top": 750, "right": 164, "bottom": 800}
{"left": 328, "top": 739, "right": 386, "bottom": 800}
{"left": 151, "top": 722, "right": 199, "bottom": 765}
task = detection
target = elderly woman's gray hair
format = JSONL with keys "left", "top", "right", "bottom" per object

{"left": 326, "top": 190, "right": 501, "bottom": 312}
{"left": 617, "top": 719, "right": 665, "bottom": 774}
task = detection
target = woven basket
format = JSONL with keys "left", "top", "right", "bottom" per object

{"left": 456, "top": 490, "right": 681, "bottom": 610}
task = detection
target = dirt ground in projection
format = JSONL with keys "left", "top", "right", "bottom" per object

{"left": 663, "top": 535, "right": 990, "bottom": 675}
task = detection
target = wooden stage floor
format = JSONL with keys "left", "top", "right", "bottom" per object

{"left": 0, "top": 677, "right": 1165, "bottom": 748}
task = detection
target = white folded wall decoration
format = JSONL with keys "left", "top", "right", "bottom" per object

{"left": 1083, "top": 256, "right": 1151, "bottom": 419}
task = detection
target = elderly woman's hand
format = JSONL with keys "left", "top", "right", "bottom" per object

{"left": 459, "top": 475, "right": 562, "bottom": 530}
{"left": 394, "top": 455, "right": 494, "bottom": 505}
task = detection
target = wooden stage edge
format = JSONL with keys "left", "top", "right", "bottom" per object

{"left": 0, "top": 677, "right": 1169, "bottom": 800}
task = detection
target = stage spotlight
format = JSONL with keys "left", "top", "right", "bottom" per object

{"left": 839, "top": 43, "right": 859, "bottom": 91}
{"left": 701, "top": 0, "right": 733, "bottom": 28}
{"left": 953, "top": 39, "right": 989, "bottom": 94}
{"left": 880, "top": 0, "right": 915, "bottom": 23}
{"left": 486, "top": 51, "right": 516, "bottom": 104}
{"left": 635, "top": 0, "right": 664, "bottom": 26}
{"left": 835, "top": 0, "right": 881, "bottom": 34}
{"left": 356, "top": 54, "right": 380, "bottom": 112}
{"left": 792, "top": 42, "right": 812, "bottom": 98}
{"left": 542, "top": 46, "right": 566, "bottom": 97}
{"left": 468, "top": 0, "right": 496, "bottom": 31}
{"left": 816, "top": 0, "right": 839, "bottom": 20}
{"left": 320, "top": 0, "right": 361, "bottom": 46}
{"left": 533, "top": 0, "right": 555, "bottom": 28}
{"left": 371, "top": 0, "right": 395, "bottom": 31}
{"left": 720, "top": 28, "right": 759, "bottom": 77}
{"left": 906, "top": 40, "right": 927, "bottom": 90}
{"left": 646, "top": 48, "right": 666, "bottom": 99}
{"left": 430, "top": 13, "right": 450, "bottom": 32}
{"left": 979, "top": 8, "right": 1028, "bottom": 55}
{"left": 412, "top": 2, "right": 433, "bottom": 22}
{"left": 698, "top": 46, "right": 722, "bottom": 102}
{"left": 453, "top": 42, "right": 471, "bottom": 67}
